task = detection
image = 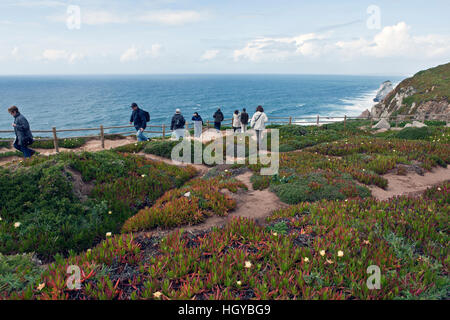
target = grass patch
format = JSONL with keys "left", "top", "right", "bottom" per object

{"left": 0, "top": 151, "right": 196, "bottom": 260}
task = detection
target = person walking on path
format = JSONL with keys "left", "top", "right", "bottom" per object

{"left": 8, "top": 106, "right": 35, "bottom": 158}
{"left": 171, "top": 109, "right": 186, "bottom": 140}
{"left": 129, "top": 103, "right": 150, "bottom": 142}
{"left": 240, "top": 108, "right": 249, "bottom": 133}
{"left": 232, "top": 110, "right": 241, "bottom": 133}
{"left": 250, "top": 105, "right": 269, "bottom": 150}
{"left": 213, "top": 108, "right": 224, "bottom": 132}
{"left": 192, "top": 112, "right": 203, "bottom": 138}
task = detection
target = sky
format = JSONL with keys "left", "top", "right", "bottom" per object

{"left": 0, "top": 0, "right": 449, "bottom": 76}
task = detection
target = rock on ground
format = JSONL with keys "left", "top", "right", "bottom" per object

{"left": 372, "top": 119, "right": 391, "bottom": 130}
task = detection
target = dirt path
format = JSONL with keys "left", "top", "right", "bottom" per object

{"left": 139, "top": 171, "right": 288, "bottom": 239}
{"left": 369, "top": 166, "right": 450, "bottom": 201}
{"left": 183, "top": 171, "right": 288, "bottom": 233}
{"left": 138, "top": 152, "right": 210, "bottom": 177}
{"left": 0, "top": 137, "right": 137, "bottom": 167}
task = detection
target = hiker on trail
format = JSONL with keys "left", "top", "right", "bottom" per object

{"left": 129, "top": 102, "right": 150, "bottom": 142}
{"left": 213, "top": 108, "right": 224, "bottom": 132}
{"left": 8, "top": 106, "right": 35, "bottom": 158}
{"left": 192, "top": 112, "right": 203, "bottom": 138}
{"left": 240, "top": 108, "right": 249, "bottom": 133}
{"left": 250, "top": 105, "right": 268, "bottom": 150}
{"left": 232, "top": 110, "right": 241, "bottom": 133}
{"left": 171, "top": 109, "right": 186, "bottom": 140}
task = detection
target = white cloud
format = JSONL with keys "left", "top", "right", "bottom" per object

{"left": 82, "top": 10, "right": 128, "bottom": 25}
{"left": 11, "top": 47, "right": 19, "bottom": 57}
{"left": 233, "top": 32, "right": 328, "bottom": 62}
{"left": 41, "top": 49, "right": 84, "bottom": 64}
{"left": 201, "top": 49, "right": 219, "bottom": 61}
{"left": 146, "top": 44, "right": 162, "bottom": 58}
{"left": 47, "top": 9, "right": 205, "bottom": 26}
{"left": 138, "top": 10, "right": 203, "bottom": 25}
{"left": 121, "top": 44, "right": 163, "bottom": 62}
{"left": 233, "top": 22, "right": 450, "bottom": 62}
{"left": 9, "top": 0, "right": 65, "bottom": 7}
{"left": 120, "top": 46, "right": 139, "bottom": 62}
{"left": 336, "top": 22, "right": 450, "bottom": 58}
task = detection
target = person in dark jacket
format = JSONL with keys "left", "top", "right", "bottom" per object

{"left": 192, "top": 112, "right": 203, "bottom": 138}
{"left": 213, "top": 108, "right": 224, "bottom": 132}
{"left": 171, "top": 109, "right": 186, "bottom": 139}
{"left": 8, "top": 105, "right": 35, "bottom": 158}
{"left": 129, "top": 102, "right": 149, "bottom": 142}
{"left": 240, "top": 108, "right": 249, "bottom": 132}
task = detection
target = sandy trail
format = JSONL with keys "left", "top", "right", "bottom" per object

{"left": 369, "top": 166, "right": 450, "bottom": 200}
{"left": 138, "top": 152, "right": 210, "bottom": 177}
{"left": 0, "top": 137, "right": 136, "bottom": 166}
{"left": 184, "top": 171, "right": 288, "bottom": 232}
{"left": 139, "top": 171, "right": 288, "bottom": 239}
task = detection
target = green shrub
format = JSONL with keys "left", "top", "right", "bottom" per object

{"left": 143, "top": 140, "right": 180, "bottom": 159}
{"left": 0, "top": 140, "right": 11, "bottom": 148}
{"left": 31, "top": 137, "right": 87, "bottom": 149}
{"left": 424, "top": 120, "right": 446, "bottom": 127}
{"left": 270, "top": 172, "right": 370, "bottom": 204}
{"left": 0, "top": 151, "right": 197, "bottom": 260}
{"left": 394, "top": 127, "right": 433, "bottom": 140}
{"left": 0, "top": 151, "right": 22, "bottom": 159}
{"left": 279, "top": 125, "right": 307, "bottom": 137}
{"left": 0, "top": 253, "right": 43, "bottom": 294}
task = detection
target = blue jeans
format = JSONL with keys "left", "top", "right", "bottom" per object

{"left": 214, "top": 122, "right": 221, "bottom": 132}
{"left": 136, "top": 130, "right": 148, "bottom": 142}
{"left": 14, "top": 141, "right": 35, "bottom": 158}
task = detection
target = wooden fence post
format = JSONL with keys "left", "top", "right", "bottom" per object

{"left": 100, "top": 125, "right": 105, "bottom": 149}
{"left": 52, "top": 127, "right": 59, "bottom": 153}
{"left": 162, "top": 124, "right": 166, "bottom": 139}
{"left": 316, "top": 115, "right": 320, "bottom": 126}
{"left": 344, "top": 115, "right": 347, "bottom": 129}
{"left": 207, "top": 120, "right": 210, "bottom": 129}
{"left": 289, "top": 116, "right": 292, "bottom": 125}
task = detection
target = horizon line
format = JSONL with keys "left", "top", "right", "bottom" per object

{"left": 0, "top": 72, "right": 407, "bottom": 78}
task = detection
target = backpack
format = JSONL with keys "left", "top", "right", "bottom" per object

{"left": 215, "top": 111, "right": 224, "bottom": 122}
{"left": 240, "top": 112, "right": 249, "bottom": 124}
{"left": 142, "top": 110, "right": 150, "bottom": 122}
{"left": 175, "top": 115, "right": 185, "bottom": 128}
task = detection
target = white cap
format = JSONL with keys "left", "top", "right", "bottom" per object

{"left": 176, "top": 108, "right": 181, "bottom": 113}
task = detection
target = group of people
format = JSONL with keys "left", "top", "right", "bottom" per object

{"left": 7, "top": 103, "right": 269, "bottom": 159}
{"left": 169, "top": 106, "right": 269, "bottom": 141}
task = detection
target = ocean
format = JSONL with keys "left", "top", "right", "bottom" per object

{"left": 0, "top": 74, "right": 401, "bottom": 138}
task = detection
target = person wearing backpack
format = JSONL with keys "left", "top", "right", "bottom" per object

{"left": 250, "top": 105, "right": 268, "bottom": 150}
{"left": 213, "top": 108, "right": 224, "bottom": 132}
{"left": 171, "top": 109, "right": 186, "bottom": 140}
{"left": 8, "top": 105, "right": 35, "bottom": 158}
{"left": 129, "top": 102, "right": 150, "bottom": 142}
{"left": 240, "top": 108, "right": 249, "bottom": 133}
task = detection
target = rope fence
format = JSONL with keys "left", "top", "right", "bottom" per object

{"left": 1, "top": 113, "right": 448, "bottom": 153}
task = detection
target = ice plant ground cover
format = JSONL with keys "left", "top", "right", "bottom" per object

{"left": 250, "top": 134, "right": 449, "bottom": 204}
{"left": 2, "top": 182, "right": 448, "bottom": 300}
{"left": 0, "top": 122, "right": 449, "bottom": 300}
{"left": 0, "top": 151, "right": 197, "bottom": 260}
{"left": 122, "top": 177, "right": 247, "bottom": 232}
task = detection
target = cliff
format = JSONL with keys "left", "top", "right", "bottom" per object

{"left": 373, "top": 81, "right": 394, "bottom": 102}
{"left": 371, "top": 62, "right": 450, "bottom": 120}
